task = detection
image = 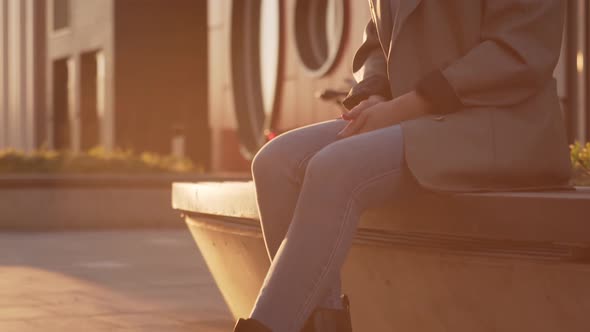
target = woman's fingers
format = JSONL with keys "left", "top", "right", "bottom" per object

{"left": 336, "top": 122, "right": 353, "bottom": 138}
{"left": 342, "top": 95, "right": 386, "bottom": 119}
{"left": 341, "top": 105, "right": 361, "bottom": 120}
{"left": 348, "top": 100, "right": 372, "bottom": 118}
{"left": 342, "top": 105, "right": 364, "bottom": 120}
{"left": 337, "top": 112, "right": 369, "bottom": 138}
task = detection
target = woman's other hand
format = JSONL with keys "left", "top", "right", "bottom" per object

{"left": 341, "top": 95, "right": 387, "bottom": 120}
{"left": 337, "top": 91, "right": 432, "bottom": 138}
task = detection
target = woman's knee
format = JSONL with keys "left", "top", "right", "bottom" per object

{"left": 252, "top": 120, "right": 345, "bottom": 181}
{"left": 304, "top": 144, "right": 345, "bottom": 183}
{"left": 251, "top": 137, "right": 290, "bottom": 180}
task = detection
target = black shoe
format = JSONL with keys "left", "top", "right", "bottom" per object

{"left": 233, "top": 318, "right": 272, "bottom": 332}
{"left": 301, "top": 294, "right": 353, "bottom": 332}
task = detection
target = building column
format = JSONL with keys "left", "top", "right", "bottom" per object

{"left": 6, "top": 0, "right": 24, "bottom": 149}
{"left": 33, "top": 0, "right": 46, "bottom": 148}
{"left": 575, "top": 0, "right": 587, "bottom": 142}
{"left": 24, "top": 0, "right": 36, "bottom": 150}
{"left": 67, "top": 55, "right": 81, "bottom": 152}
{"left": 96, "top": 51, "right": 114, "bottom": 150}
{"left": 0, "top": 0, "right": 6, "bottom": 148}
{"left": 4, "top": 0, "right": 37, "bottom": 150}
{"left": 44, "top": 0, "right": 53, "bottom": 149}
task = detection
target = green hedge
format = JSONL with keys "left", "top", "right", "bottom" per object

{"left": 571, "top": 141, "right": 590, "bottom": 186}
{"left": 0, "top": 147, "right": 199, "bottom": 174}
{"left": 0, "top": 144, "right": 589, "bottom": 184}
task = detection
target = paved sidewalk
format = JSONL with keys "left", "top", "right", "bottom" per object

{"left": 0, "top": 229, "right": 234, "bottom": 331}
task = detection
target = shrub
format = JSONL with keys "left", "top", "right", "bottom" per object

{"left": 0, "top": 147, "right": 200, "bottom": 174}
{"left": 570, "top": 141, "right": 590, "bottom": 186}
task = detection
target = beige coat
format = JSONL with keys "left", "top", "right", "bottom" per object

{"left": 348, "top": 0, "right": 572, "bottom": 192}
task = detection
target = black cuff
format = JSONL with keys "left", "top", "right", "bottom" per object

{"left": 341, "top": 75, "right": 391, "bottom": 110}
{"left": 415, "top": 70, "right": 462, "bottom": 114}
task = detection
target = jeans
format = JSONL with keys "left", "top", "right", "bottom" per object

{"left": 249, "top": 118, "right": 417, "bottom": 332}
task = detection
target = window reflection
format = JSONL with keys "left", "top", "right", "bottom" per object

{"left": 230, "top": 0, "right": 281, "bottom": 157}
{"left": 294, "top": 0, "right": 345, "bottom": 76}
{"left": 259, "top": 0, "right": 280, "bottom": 117}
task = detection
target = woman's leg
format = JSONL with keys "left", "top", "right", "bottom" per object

{"left": 250, "top": 123, "right": 414, "bottom": 332}
{"left": 251, "top": 118, "right": 349, "bottom": 310}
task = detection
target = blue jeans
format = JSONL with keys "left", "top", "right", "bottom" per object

{"left": 249, "top": 118, "right": 417, "bottom": 332}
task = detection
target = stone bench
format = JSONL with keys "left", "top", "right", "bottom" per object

{"left": 172, "top": 180, "right": 590, "bottom": 332}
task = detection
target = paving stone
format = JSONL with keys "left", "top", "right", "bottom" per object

{"left": 27, "top": 316, "right": 121, "bottom": 331}
{"left": 0, "top": 306, "right": 54, "bottom": 320}
{"left": 94, "top": 312, "right": 186, "bottom": 328}
{"left": 0, "top": 230, "right": 234, "bottom": 331}
{"left": 0, "top": 320, "right": 40, "bottom": 332}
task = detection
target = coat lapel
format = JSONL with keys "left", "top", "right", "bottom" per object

{"left": 392, "top": 0, "right": 423, "bottom": 43}
{"left": 369, "top": 0, "right": 422, "bottom": 65}
{"left": 368, "top": 0, "right": 391, "bottom": 56}
{"left": 387, "top": 0, "right": 423, "bottom": 58}
{"left": 375, "top": 0, "right": 393, "bottom": 47}
{"left": 368, "top": 0, "right": 424, "bottom": 59}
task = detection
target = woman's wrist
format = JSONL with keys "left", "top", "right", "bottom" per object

{"left": 367, "top": 94, "right": 388, "bottom": 103}
{"left": 389, "top": 91, "right": 432, "bottom": 122}
{"left": 407, "top": 90, "right": 433, "bottom": 115}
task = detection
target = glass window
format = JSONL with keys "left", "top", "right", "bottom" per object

{"left": 294, "top": 0, "right": 345, "bottom": 76}
{"left": 230, "top": 0, "right": 281, "bottom": 158}
{"left": 259, "top": 0, "right": 280, "bottom": 119}
{"left": 53, "top": 0, "right": 70, "bottom": 31}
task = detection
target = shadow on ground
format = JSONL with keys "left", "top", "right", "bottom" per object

{"left": 0, "top": 229, "right": 234, "bottom": 331}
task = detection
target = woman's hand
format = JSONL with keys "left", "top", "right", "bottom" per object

{"left": 337, "top": 91, "right": 432, "bottom": 138}
{"left": 341, "top": 95, "right": 387, "bottom": 120}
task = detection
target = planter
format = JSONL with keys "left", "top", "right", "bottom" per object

{"left": 0, "top": 173, "right": 248, "bottom": 230}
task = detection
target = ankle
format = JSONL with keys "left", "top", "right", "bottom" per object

{"left": 233, "top": 318, "right": 272, "bottom": 332}
{"left": 318, "top": 298, "right": 344, "bottom": 310}
{"left": 303, "top": 295, "right": 352, "bottom": 332}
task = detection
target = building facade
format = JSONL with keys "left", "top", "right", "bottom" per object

{"left": 207, "top": 0, "right": 365, "bottom": 171}
{"left": 2, "top": 0, "right": 589, "bottom": 172}
{"left": 46, "top": 0, "right": 210, "bottom": 165}
{"left": 207, "top": 0, "right": 590, "bottom": 173}
{"left": 0, "top": 0, "right": 45, "bottom": 151}
{"left": 46, "top": 0, "right": 114, "bottom": 151}
{"left": 1, "top": 0, "right": 210, "bottom": 167}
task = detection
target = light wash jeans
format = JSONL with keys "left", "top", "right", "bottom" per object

{"left": 249, "top": 118, "right": 417, "bottom": 332}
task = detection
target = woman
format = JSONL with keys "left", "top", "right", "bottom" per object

{"left": 234, "top": 0, "right": 571, "bottom": 331}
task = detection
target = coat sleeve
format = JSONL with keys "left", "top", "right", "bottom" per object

{"left": 341, "top": 19, "right": 391, "bottom": 110}
{"left": 415, "top": 0, "right": 565, "bottom": 114}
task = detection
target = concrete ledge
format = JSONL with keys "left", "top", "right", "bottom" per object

{"left": 173, "top": 180, "right": 590, "bottom": 331}
{"left": 0, "top": 173, "right": 250, "bottom": 188}
{"left": 0, "top": 173, "right": 249, "bottom": 230}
